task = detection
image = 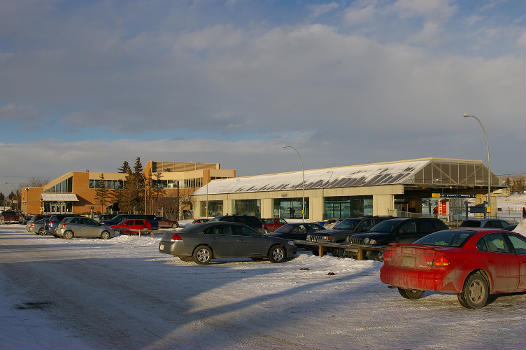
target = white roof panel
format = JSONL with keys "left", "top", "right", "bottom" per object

{"left": 194, "top": 159, "right": 431, "bottom": 196}
{"left": 41, "top": 193, "right": 79, "bottom": 202}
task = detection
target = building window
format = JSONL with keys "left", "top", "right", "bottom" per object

{"left": 323, "top": 196, "right": 372, "bottom": 219}
{"left": 232, "top": 199, "right": 261, "bottom": 217}
{"left": 89, "top": 179, "right": 123, "bottom": 189}
{"left": 273, "top": 198, "right": 309, "bottom": 219}
{"left": 46, "top": 177, "right": 73, "bottom": 193}
{"left": 182, "top": 178, "right": 202, "bottom": 188}
{"left": 200, "top": 200, "right": 223, "bottom": 217}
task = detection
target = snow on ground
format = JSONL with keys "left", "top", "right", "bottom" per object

{"left": 1, "top": 224, "right": 525, "bottom": 349}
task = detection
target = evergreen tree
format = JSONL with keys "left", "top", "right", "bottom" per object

{"left": 133, "top": 157, "right": 145, "bottom": 213}
{"left": 94, "top": 173, "right": 108, "bottom": 213}
{"left": 0, "top": 192, "right": 4, "bottom": 206}
{"left": 118, "top": 161, "right": 131, "bottom": 174}
{"left": 152, "top": 172, "right": 166, "bottom": 215}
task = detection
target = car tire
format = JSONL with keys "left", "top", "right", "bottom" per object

{"left": 398, "top": 288, "right": 425, "bottom": 300}
{"left": 38, "top": 228, "right": 45, "bottom": 235}
{"left": 100, "top": 231, "right": 110, "bottom": 240}
{"left": 268, "top": 245, "right": 286, "bottom": 263}
{"left": 193, "top": 245, "right": 212, "bottom": 265}
{"left": 63, "top": 230, "right": 74, "bottom": 240}
{"left": 457, "top": 272, "right": 489, "bottom": 309}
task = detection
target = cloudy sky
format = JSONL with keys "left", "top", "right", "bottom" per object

{"left": 0, "top": 0, "right": 524, "bottom": 194}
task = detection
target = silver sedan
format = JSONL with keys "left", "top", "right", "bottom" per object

{"left": 56, "top": 217, "right": 116, "bottom": 239}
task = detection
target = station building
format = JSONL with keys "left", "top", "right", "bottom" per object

{"left": 191, "top": 158, "right": 503, "bottom": 222}
{"left": 21, "top": 161, "right": 236, "bottom": 216}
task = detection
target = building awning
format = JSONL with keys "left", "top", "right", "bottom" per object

{"left": 41, "top": 193, "right": 79, "bottom": 202}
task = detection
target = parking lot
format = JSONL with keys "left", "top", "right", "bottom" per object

{"left": 1, "top": 225, "right": 525, "bottom": 350}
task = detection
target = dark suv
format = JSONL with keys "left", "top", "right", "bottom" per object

{"left": 346, "top": 217, "right": 448, "bottom": 260}
{"left": 210, "top": 215, "right": 265, "bottom": 233}
{"left": 307, "top": 217, "right": 392, "bottom": 244}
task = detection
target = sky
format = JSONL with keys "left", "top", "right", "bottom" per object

{"left": 0, "top": 0, "right": 524, "bottom": 195}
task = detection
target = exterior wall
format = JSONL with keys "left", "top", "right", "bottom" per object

{"left": 21, "top": 187, "right": 44, "bottom": 215}
{"left": 35, "top": 161, "right": 236, "bottom": 217}
{"left": 191, "top": 185, "right": 405, "bottom": 221}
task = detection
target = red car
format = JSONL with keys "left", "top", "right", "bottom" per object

{"left": 155, "top": 216, "right": 178, "bottom": 228}
{"left": 111, "top": 219, "right": 152, "bottom": 235}
{"left": 262, "top": 218, "right": 287, "bottom": 233}
{"left": 380, "top": 229, "right": 526, "bottom": 309}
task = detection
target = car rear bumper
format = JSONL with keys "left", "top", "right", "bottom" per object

{"left": 380, "top": 265, "right": 461, "bottom": 293}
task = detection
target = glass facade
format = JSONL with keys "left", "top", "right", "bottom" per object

{"left": 272, "top": 198, "right": 309, "bottom": 219}
{"left": 200, "top": 200, "right": 223, "bottom": 217}
{"left": 323, "top": 196, "right": 373, "bottom": 219}
{"left": 232, "top": 199, "right": 261, "bottom": 217}
{"left": 152, "top": 180, "right": 179, "bottom": 189}
{"left": 46, "top": 177, "right": 73, "bottom": 193}
{"left": 89, "top": 179, "right": 123, "bottom": 189}
{"left": 43, "top": 201, "right": 73, "bottom": 213}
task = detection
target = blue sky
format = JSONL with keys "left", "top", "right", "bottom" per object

{"left": 0, "top": 0, "right": 524, "bottom": 194}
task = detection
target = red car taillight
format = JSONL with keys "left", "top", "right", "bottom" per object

{"left": 421, "top": 252, "right": 450, "bottom": 267}
{"left": 170, "top": 233, "right": 182, "bottom": 242}
{"left": 383, "top": 248, "right": 393, "bottom": 262}
{"left": 31, "top": 223, "right": 35, "bottom": 227}
{"left": 432, "top": 253, "right": 450, "bottom": 267}
{"left": 62, "top": 224, "right": 67, "bottom": 229}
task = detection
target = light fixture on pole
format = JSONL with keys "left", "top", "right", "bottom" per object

{"left": 463, "top": 113, "right": 491, "bottom": 217}
{"left": 282, "top": 145, "right": 305, "bottom": 222}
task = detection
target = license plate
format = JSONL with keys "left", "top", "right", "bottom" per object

{"left": 401, "top": 256, "right": 416, "bottom": 267}
{"left": 159, "top": 244, "right": 164, "bottom": 250}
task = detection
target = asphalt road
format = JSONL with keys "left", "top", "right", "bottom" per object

{"left": 1, "top": 226, "right": 525, "bottom": 350}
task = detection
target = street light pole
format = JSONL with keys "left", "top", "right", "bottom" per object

{"left": 282, "top": 145, "right": 305, "bottom": 222}
{"left": 463, "top": 114, "right": 491, "bottom": 217}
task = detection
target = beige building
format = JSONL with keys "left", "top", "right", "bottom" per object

{"left": 191, "top": 158, "right": 502, "bottom": 221}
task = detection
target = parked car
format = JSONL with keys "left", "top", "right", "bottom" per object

{"left": 158, "top": 221, "right": 297, "bottom": 264}
{"left": 307, "top": 217, "right": 392, "bottom": 244}
{"left": 0, "top": 210, "right": 21, "bottom": 224}
{"left": 346, "top": 217, "right": 448, "bottom": 260}
{"left": 26, "top": 215, "right": 48, "bottom": 232}
{"left": 380, "top": 228, "right": 526, "bottom": 309}
{"left": 210, "top": 215, "right": 265, "bottom": 234}
{"left": 460, "top": 218, "right": 511, "bottom": 229}
{"left": 56, "top": 217, "right": 115, "bottom": 239}
{"left": 155, "top": 216, "right": 179, "bottom": 228}
{"left": 306, "top": 217, "right": 392, "bottom": 255}
{"left": 111, "top": 218, "right": 152, "bottom": 235}
{"left": 102, "top": 214, "right": 159, "bottom": 230}
{"left": 267, "top": 223, "right": 325, "bottom": 241}
{"left": 261, "top": 218, "right": 287, "bottom": 233}
{"left": 96, "top": 214, "right": 114, "bottom": 222}
{"left": 47, "top": 214, "right": 81, "bottom": 236}
{"left": 32, "top": 218, "right": 51, "bottom": 235}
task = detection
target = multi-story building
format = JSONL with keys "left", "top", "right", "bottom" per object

{"left": 21, "top": 161, "right": 236, "bottom": 218}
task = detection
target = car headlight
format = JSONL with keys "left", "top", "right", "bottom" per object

{"left": 287, "top": 241, "right": 295, "bottom": 246}
{"left": 364, "top": 238, "right": 370, "bottom": 244}
{"left": 369, "top": 239, "right": 377, "bottom": 245}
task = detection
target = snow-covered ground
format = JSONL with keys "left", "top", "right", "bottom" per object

{"left": 0, "top": 224, "right": 524, "bottom": 349}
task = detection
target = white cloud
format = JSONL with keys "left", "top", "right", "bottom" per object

{"left": 308, "top": 2, "right": 340, "bottom": 20}
{"left": 392, "top": 0, "right": 456, "bottom": 21}
{"left": 343, "top": 2, "right": 376, "bottom": 26}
